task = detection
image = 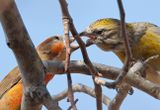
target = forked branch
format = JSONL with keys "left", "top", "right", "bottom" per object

{"left": 58, "top": 0, "right": 102, "bottom": 110}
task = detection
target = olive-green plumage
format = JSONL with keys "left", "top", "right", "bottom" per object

{"left": 80, "top": 18, "right": 160, "bottom": 84}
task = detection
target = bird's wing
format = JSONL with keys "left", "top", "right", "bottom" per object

{"left": 147, "top": 22, "right": 160, "bottom": 32}
{"left": 143, "top": 26, "right": 160, "bottom": 69}
{"left": 136, "top": 25, "right": 160, "bottom": 84}
{"left": 0, "top": 67, "right": 21, "bottom": 99}
{"left": 140, "top": 26, "right": 160, "bottom": 55}
{"left": 132, "top": 24, "right": 160, "bottom": 63}
{"left": 145, "top": 26, "right": 160, "bottom": 43}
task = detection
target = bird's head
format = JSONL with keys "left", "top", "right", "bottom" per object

{"left": 37, "top": 36, "right": 66, "bottom": 61}
{"left": 80, "top": 18, "right": 128, "bottom": 51}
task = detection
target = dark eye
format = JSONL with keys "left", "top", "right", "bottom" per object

{"left": 54, "top": 36, "right": 60, "bottom": 40}
{"left": 96, "top": 30, "right": 103, "bottom": 35}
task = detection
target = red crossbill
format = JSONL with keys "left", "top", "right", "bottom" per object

{"left": 0, "top": 36, "right": 66, "bottom": 110}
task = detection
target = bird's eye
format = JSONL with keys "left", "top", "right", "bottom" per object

{"left": 54, "top": 36, "right": 60, "bottom": 40}
{"left": 96, "top": 30, "right": 103, "bottom": 35}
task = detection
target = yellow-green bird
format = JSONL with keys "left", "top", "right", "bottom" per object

{"left": 80, "top": 18, "right": 160, "bottom": 84}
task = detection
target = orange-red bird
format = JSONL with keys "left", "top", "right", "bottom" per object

{"left": 0, "top": 36, "right": 66, "bottom": 110}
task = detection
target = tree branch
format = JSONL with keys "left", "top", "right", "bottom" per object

{"left": 104, "top": 0, "right": 133, "bottom": 89}
{"left": 0, "top": 1, "right": 61, "bottom": 110}
{"left": 104, "top": 1, "right": 133, "bottom": 109}
{"left": 44, "top": 60, "right": 160, "bottom": 99}
{"left": 52, "top": 83, "right": 111, "bottom": 106}
{"left": 108, "top": 83, "right": 131, "bottom": 110}
{"left": 58, "top": 0, "right": 102, "bottom": 110}
{"left": 59, "top": 0, "right": 76, "bottom": 109}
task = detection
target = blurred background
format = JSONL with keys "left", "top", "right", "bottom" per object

{"left": 0, "top": 0, "right": 160, "bottom": 109}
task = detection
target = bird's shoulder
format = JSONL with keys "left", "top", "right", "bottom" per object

{"left": 128, "top": 22, "right": 160, "bottom": 42}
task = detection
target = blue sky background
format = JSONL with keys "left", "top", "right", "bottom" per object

{"left": 0, "top": 0, "right": 160, "bottom": 110}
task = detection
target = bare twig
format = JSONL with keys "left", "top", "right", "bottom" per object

{"left": 144, "top": 55, "right": 159, "bottom": 63}
{"left": 108, "top": 83, "right": 131, "bottom": 110}
{"left": 63, "top": 9, "right": 76, "bottom": 110}
{"left": 67, "top": 99, "right": 79, "bottom": 110}
{"left": 105, "top": 1, "right": 134, "bottom": 109}
{"left": 63, "top": 16, "right": 71, "bottom": 72}
{"left": 104, "top": 0, "right": 133, "bottom": 89}
{"left": 52, "top": 83, "right": 111, "bottom": 106}
{"left": 0, "top": 1, "right": 61, "bottom": 110}
{"left": 59, "top": 1, "right": 76, "bottom": 110}
{"left": 118, "top": 0, "right": 133, "bottom": 61}
{"left": 58, "top": 0, "right": 102, "bottom": 110}
{"left": 70, "top": 41, "right": 93, "bottom": 52}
